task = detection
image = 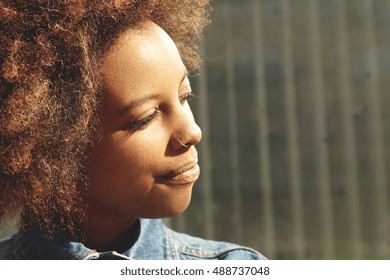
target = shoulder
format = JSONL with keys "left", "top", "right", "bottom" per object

{"left": 164, "top": 227, "right": 266, "bottom": 260}
{"left": 0, "top": 228, "right": 88, "bottom": 260}
{"left": 0, "top": 235, "right": 18, "bottom": 259}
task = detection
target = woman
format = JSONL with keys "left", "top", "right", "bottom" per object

{"left": 0, "top": 0, "right": 265, "bottom": 259}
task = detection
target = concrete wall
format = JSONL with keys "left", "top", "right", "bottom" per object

{"left": 168, "top": 0, "right": 390, "bottom": 259}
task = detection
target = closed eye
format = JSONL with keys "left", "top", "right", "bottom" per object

{"left": 179, "top": 92, "right": 196, "bottom": 104}
{"left": 127, "top": 108, "right": 159, "bottom": 131}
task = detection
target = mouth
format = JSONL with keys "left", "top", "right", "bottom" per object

{"left": 157, "top": 158, "right": 200, "bottom": 185}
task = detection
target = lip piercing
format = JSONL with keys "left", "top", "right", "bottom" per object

{"left": 178, "top": 138, "right": 188, "bottom": 148}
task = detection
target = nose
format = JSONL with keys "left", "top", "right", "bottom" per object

{"left": 170, "top": 104, "right": 202, "bottom": 150}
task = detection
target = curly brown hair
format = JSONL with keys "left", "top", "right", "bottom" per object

{"left": 0, "top": 0, "right": 210, "bottom": 240}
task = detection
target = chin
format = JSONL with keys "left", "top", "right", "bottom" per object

{"left": 167, "top": 203, "right": 191, "bottom": 217}
{"left": 144, "top": 193, "right": 193, "bottom": 219}
{"left": 164, "top": 199, "right": 192, "bottom": 218}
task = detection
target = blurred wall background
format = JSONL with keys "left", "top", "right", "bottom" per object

{"left": 168, "top": 0, "right": 390, "bottom": 259}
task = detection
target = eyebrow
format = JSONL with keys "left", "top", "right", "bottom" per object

{"left": 116, "top": 68, "right": 188, "bottom": 115}
{"left": 116, "top": 94, "right": 160, "bottom": 115}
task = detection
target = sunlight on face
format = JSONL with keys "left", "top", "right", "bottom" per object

{"left": 86, "top": 21, "right": 202, "bottom": 222}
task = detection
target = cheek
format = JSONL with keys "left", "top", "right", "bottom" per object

{"left": 88, "top": 141, "right": 140, "bottom": 185}
{"left": 88, "top": 130, "right": 168, "bottom": 184}
{"left": 87, "top": 141, "right": 152, "bottom": 207}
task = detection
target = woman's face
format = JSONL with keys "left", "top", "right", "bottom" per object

{"left": 86, "top": 21, "right": 202, "bottom": 221}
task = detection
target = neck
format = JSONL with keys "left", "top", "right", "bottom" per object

{"left": 84, "top": 206, "right": 139, "bottom": 252}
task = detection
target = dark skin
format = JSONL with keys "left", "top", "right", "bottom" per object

{"left": 85, "top": 21, "right": 202, "bottom": 251}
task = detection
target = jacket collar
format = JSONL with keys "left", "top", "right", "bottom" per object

{"left": 14, "top": 219, "right": 172, "bottom": 260}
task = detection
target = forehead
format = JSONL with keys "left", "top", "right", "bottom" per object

{"left": 100, "top": 21, "right": 186, "bottom": 108}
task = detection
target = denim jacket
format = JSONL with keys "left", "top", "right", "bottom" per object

{"left": 0, "top": 219, "right": 266, "bottom": 260}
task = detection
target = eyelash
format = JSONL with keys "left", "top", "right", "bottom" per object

{"left": 128, "top": 92, "right": 196, "bottom": 131}
{"left": 128, "top": 109, "right": 160, "bottom": 131}
{"left": 179, "top": 92, "right": 196, "bottom": 102}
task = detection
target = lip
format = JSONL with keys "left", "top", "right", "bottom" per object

{"left": 157, "top": 158, "right": 200, "bottom": 185}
